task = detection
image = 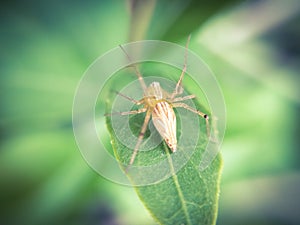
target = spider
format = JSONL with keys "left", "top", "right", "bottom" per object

{"left": 106, "top": 35, "right": 210, "bottom": 170}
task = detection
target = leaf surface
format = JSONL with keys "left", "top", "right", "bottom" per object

{"left": 106, "top": 92, "right": 222, "bottom": 225}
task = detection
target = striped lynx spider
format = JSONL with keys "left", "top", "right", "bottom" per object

{"left": 107, "top": 35, "right": 210, "bottom": 170}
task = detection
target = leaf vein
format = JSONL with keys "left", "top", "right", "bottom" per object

{"left": 164, "top": 144, "right": 192, "bottom": 225}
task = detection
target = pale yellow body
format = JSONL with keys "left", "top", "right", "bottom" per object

{"left": 146, "top": 82, "right": 177, "bottom": 152}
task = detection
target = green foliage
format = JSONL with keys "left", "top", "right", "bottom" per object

{"left": 1, "top": 0, "right": 299, "bottom": 224}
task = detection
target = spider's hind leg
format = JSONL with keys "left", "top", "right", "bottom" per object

{"left": 126, "top": 110, "right": 152, "bottom": 172}
{"left": 172, "top": 102, "right": 210, "bottom": 138}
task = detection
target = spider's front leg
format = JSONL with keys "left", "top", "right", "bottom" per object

{"left": 170, "top": 64, "right": 186, "bottom": 99}
{"left": 170, "top": 35, "right": 191, "bottom": 100}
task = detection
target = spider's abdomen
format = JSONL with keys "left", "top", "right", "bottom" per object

{"left": 152, "top": 101, "right": 177, "bottom": 152}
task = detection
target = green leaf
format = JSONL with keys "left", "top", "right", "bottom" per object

{"left": 106, "top": 85, "right": 223, "bottom": 225}
{"left": 137, "top": 151, "right": 222, "bottom": 225}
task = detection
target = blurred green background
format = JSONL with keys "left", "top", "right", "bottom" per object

{"left": 1, "top": 0, "right": 300, "bottom": 225}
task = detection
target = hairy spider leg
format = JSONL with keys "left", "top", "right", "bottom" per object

{"left": 119, "top": 45, "right": 148, "bottom": 94}
{"left": 172, "top": 102, "right": 210, "bottom": 138}
{"left": 126, "top": 109, "right": 152, "bottom": 172}
{"left": 170, "top": 34, "right": 191, "bottom": 99}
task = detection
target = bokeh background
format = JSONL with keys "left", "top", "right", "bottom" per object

{"left": 1, "top": 0, "right": 300, "bottom": 225}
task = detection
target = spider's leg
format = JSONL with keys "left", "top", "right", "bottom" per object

{"left": 119, "top": 45, "right": 148, "bottom": 94}
{"left": 126, "top": 110, "right": 152, "bottom": 172}
{"left": 115, "top": 91, "right": 142, "bottom": 105}
{"left": 104, "top": 107, "right": 147, "bottom": 116}
{"left": 171, "top": 94, "right": 196, "bottom": 102}
{"left": 170, "top": 34, "right": 191, "bottom": 99}
{"left": 172, "top": 102, "right": 210, "bottom": 138}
